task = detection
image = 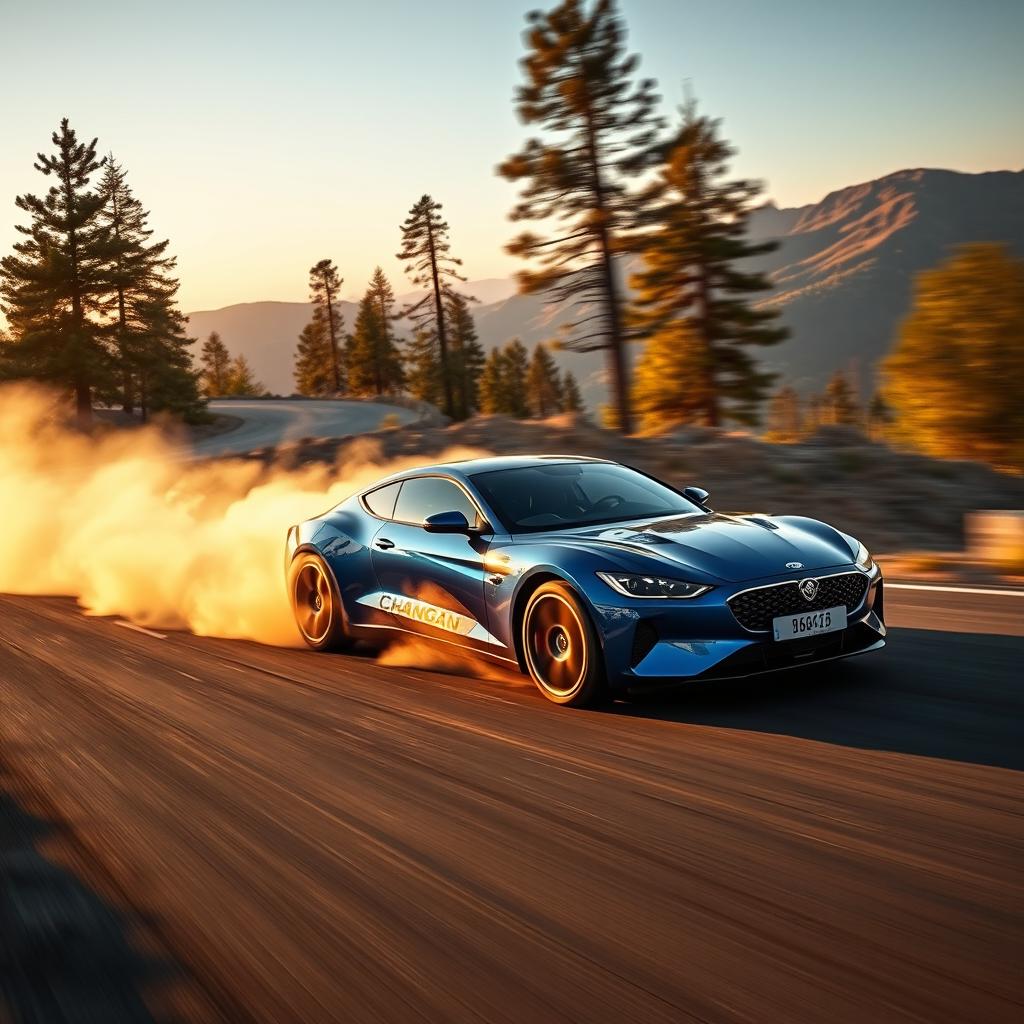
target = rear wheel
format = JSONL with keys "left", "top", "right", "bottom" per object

{"left": 522, "top": 581, "right": 606, "bottom": 707}
{"left": 288, "top": 552, "right": 353, "bottom": 651}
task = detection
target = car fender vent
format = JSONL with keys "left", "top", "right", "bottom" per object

{"left": 630, "top": 620, "right": 659, "bottom": 667}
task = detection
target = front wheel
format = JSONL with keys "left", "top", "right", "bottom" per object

{"left": 522, "top": 581, "right": 606, "bottom": 707}
{"left": 288, "top": 552, "right": 353, "bottom": 651}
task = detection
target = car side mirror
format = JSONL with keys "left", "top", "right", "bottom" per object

{"left": 683, "top": 486, "right": 711, "bottom": 509}
{"left": 423, "top": 510, "right": 472, "bottom": 534}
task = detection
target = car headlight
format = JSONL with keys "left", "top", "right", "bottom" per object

{"left": 596, "top": 571, "right": 711, "bottom": 599}
{"left": 854, "top": 541, "right": 874, "bottom": 571}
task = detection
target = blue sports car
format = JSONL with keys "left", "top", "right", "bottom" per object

{"left": 285, "top": 456, "right": 885, "bottom": 707}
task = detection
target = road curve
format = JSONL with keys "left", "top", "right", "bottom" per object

{"left": 194, "top": 399, "right": 418, "bottom": 458}
{"left": 0, "top": 588, "right": 1021, "bottom": 1023}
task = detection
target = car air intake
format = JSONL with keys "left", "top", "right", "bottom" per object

{"left": 630, "top": 620, "right": 659, "bottom": 667}
{"left": 727, "top": 572, "right": 869, "bottom": 632}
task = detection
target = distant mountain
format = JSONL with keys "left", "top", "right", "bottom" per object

{"left": 187, "top": 168, "right": 1024, "bottom": 404}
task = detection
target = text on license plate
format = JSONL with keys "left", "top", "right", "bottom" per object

{"left": 773, "top": 604, "right": 847, "bottom": 641}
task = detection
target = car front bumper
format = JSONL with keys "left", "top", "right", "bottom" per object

{"left": 591, "top": 565, "right": 886, "bottom": 691}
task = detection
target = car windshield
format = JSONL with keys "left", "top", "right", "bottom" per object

{"left": 470, "top": 462, "right": 702, "bottom": 534}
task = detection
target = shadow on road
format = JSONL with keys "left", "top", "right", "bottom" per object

{"left": 0, "top": 765, "right": 179, "bottom": 1023}
{"left": 615, "top": 627, "right": 1024, "bottom": 771}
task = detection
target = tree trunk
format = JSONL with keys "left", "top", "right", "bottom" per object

{"left": 75, "top": 379, "right": 92, "bottom": 428}
{"left": 426, "top": 220, "right": 454, "bottom": 419}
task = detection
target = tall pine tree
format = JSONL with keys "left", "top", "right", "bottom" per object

{"left": 561, "top": 370, "right": 584, "bottom": 413}
{"left": 0, "top": 119, "right": 113, "bottom": 424}
{"left": 499, "top": 0, "right": 661, "bottom": 434}
{"left": 630, "top": 99, "right": 786, "bottom": 427}
{"left": 308, "top": 259, "right": 345, "bottom": 392}
{"left": 225, "top": 353, "right": 263, "bottom": 396}
{"left": 396, "top": 195, "right": 472, "bottom": 418}
{"left": 445, "top": 292, "right": 486, "bottom": 419}
{"left": 96, "top": 154, "right": 201, "bottom": 421}
{"left": 479, "top": 341, "right": 530, "bottom": 418}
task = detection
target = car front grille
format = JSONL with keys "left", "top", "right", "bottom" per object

{"left": 727, "top": 572, "right": 869, "bottom": 632}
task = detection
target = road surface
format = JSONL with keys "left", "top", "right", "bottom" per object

{"left": 0, "top": 586, "right": 1021, "bottom": 1023}
{"left": 193, "top": 399, "right": 418, "bottom": 458}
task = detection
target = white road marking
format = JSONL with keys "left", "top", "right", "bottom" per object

{"left": 887, "top": 583, "right": 1024, "bottom": 598}
{"left": 114, "top": 620, "right": 167, "bottom": 639}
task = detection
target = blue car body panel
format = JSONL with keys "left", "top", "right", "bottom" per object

{"left": 286, "top": 455, "right": 886, "bottom": 690}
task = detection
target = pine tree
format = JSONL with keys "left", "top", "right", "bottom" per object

{"left": 133, "top": 293, "right": 204, "bottom": 421}
{"left": 561, "top": 370, "right": 584, "bottom": 413}
{"left": 96, "top": 154, "right": 201, "bottom": 421}
{"left": 293, "top": 313, "right": 335, "bottom": 396}
{"left": 478, "top": 348, "right": 507, "bottom": 415}
{"left": 630, "top": 99, "right": 787, "bottom": 427}
{"left": 225, "top": 353, "right": 263, "bottom": 396}
{"left": 881, "top": 243, "right": 1024, "bottom": 467}
{"left": 0, "top": 119, "right": 113, "bottom": 424}
{"left": 866, "top": 392, "right": 892, "bottom": 442}
{"left": 346, "top": 271, "right": 405, "bottom": 396}
{"left": 630, "top": 324, "right": 710, "bottom": 432}
{"left": 526, "top": 344, "right": 564, "bottom": 418}
{"left": 200, "top": 332, "right": 231, "bottom": 396}
{"left": 499, "top": 0, "right": 662, "bottom": 434}
{"left": 308, "top": 259, "right": 345, "bottom": 392}
{"left": 445, "top": 292, "right": 486, "bottom": 418}
{"left": 764, "top": 385, "right": 803, "bottom": 443}
{"left": 404, "top": 329, "right": 441, "bottom": 407}
{"left": 820, "top": 370, "right": 860, "bottom": 427}
{"left": 396, "top": 195, "right": 471, "bottom": 418}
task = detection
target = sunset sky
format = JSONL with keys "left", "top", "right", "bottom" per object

{"left": 2, "top": 0, "right": 1022, "bottom": 313}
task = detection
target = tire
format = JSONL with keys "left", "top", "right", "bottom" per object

{"left": 288, "top": 552, "right": 353, "bottom": 651}
{"left": 521, "top": 581, "right": 606, "bottom": 707}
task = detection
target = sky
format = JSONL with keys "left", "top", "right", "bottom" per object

{"left": 1, "top": 0, "right": 1022, "bottom": 313}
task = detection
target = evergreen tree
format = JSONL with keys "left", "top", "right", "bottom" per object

{"left": 499, "top": 0, "right": 662, "bottom": 434}
{"left": 820, "top": 370, "right": 861, "bottom": 427}
{"left": 881, "top": 243, "right": 1024, "bottom": 468}
{"left": 479, "top": 341, "right": 530, "bottom": 417}
{"left": 308, "top": 259, "right": 345, "bottom": 392}
{"left": 866, "top": 392, "right": 892, "bottom": 442}
{"left": 630, "top": 99, "right": 787, "bottom": 427}
{"left": 526, "top": 344, "right": 564, "bottom": 418}
{"left": 225, "top": 353, "right": 263, "bottom": 396}
{"left": 293, "top": 313, "right": 335, "bottom": 396}
{"left": 478, "top": 347, "right": 507, "bottom": 415}
{"left": 561, "top": 370, "right": 584, "bottom": 413}
{"left": 445, "top": 292, "right": 486, "bottom": 418}
{"left": 0, "top": 119, "right": 113, "bottom": 424}
{"left": 132, "top": 294, "right": 204, "bottom": 421}
{"left": 396, "top": 195, "right": 471, "bottom": 418}
{"left": 630, "top": 324, "right": 709, "bottom": 432}
{"left": 404, "top": 329, "right": 441, "bottom": 407}
{"left": 200, "top": 331, "right": 231, "bottom": 396}
{"left": 97, "top": 154, "right": 201, "bottom": 421}
{"left": 346, "top": 271, "right": 405, "bottom": 396}
{"left": 764, "top": 385, "right": 803, "bottom": 443}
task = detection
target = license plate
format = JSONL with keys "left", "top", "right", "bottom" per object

{"left": 773, "top": 604, "right": 846, "bottom": 641}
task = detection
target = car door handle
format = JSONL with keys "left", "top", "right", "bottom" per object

{"left": 374, "top": 538, "right": 395, "bottom": 550}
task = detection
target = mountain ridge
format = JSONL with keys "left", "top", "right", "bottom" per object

{"left": 186, "top": 167, "right": 1024, "bottom": 404}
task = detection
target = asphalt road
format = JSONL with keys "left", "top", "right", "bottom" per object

{"left": 193, "top": 399, "right": 418, "bottom": 458}
{"left": 1, "top": 587, "right": 1022, "bottom": 1023}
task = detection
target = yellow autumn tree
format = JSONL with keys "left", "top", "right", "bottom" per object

{"left": 630, "top": 322, "right": 713, "bottom": 434}
{"left": 882, "top": 244, "right": 1024, "bottom": 469}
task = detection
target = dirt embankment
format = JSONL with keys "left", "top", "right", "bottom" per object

{"left": 240, "top": 414, "right": 1024, "bottom": 555}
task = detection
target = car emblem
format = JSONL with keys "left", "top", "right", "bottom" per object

{"left": 786, "top": 561, "right": 803, "bottom": 569}
{"left": 798, "top": 578, "right": 819, "bottom": 601}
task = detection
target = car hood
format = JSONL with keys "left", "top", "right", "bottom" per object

{"left": 525, "top": 512, "right": 858, "bottom": 583}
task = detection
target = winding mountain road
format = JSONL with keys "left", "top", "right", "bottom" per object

{"left": 193, "top": 399, "right": 418, "bottom": 458}
{"left": 0, "top": 585, "right": 1021, "bottom": 1022}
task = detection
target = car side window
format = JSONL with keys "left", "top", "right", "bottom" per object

{"left": 393, "top": 477, "right": 480, "bottom": 527}
{"left": 363, "top": 481, "right": 402, "bottom": 520}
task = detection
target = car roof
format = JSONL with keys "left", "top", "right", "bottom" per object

{"left": 365, "top": 454, "right": 613, "bottom": 490}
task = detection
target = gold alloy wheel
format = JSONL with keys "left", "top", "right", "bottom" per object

{"left": 524, "top": 591, "right": 589, "bottom": 699}
{"left": 294, "top": 560, "right": 333, "bottom": 643}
